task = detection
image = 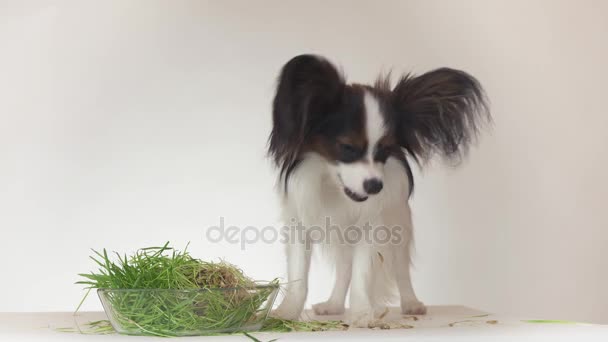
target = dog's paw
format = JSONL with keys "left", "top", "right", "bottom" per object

{"left": 312, "top": 301, "right": 345, "bottom": 316}
{"left": 271, "top": 308, "right": 300, "bottom": 320}
{"left": 349, "top": 309, "right": 374, "bottom": 328}
{"left": 401, "top": 300, "right": 427, "bottom": 315}
{"left": 373, "top": 306, "right": 390, "bottom": 319}
{"left": 367, "top": 319, "right": 391, "bottom": 329}
{"left": 272, "top": 303, "right": 303, "bottom": 320}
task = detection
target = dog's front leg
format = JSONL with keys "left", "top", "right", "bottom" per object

{"left": 273, "top": 232, "right": 312, "bottom": 320}
{"left": 348, "top": 245, "right": 374, "bottom": 327}
{"left": 312, "top": 247, "right": 352, "bottom": 315}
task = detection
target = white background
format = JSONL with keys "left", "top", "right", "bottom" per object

{"left": 1, "top": 0, "right": 607, "bottom": 324}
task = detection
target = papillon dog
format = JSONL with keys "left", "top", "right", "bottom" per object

{"left": 268, "top": 55, "right": 489, "bottom": 326}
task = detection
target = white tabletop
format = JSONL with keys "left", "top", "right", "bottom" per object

{"left": 1, "top": 306, "right": 607, "bottom": 341}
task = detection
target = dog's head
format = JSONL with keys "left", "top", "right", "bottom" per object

{"left": 268, "top": 55, "right": 489, "bottom": 202}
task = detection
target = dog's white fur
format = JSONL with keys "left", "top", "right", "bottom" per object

{"left": 273, "top": 91, "right": 426, "bottom": 327}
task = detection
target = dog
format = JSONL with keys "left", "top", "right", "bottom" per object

{"left": 268, "top": 55, "right": 489, "bottom": 326}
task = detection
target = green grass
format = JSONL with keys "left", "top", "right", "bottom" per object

{"left": 260, "top": 317, "right": 349, "bottom": 332}
{"left": 62, "top": 317, "right": 349, "bottom": 337}
{"left": 78, "top": 242, "right": 279, "bottom": 336}
{"left": 56, "top": 320, "right": 115, "bottom": 335}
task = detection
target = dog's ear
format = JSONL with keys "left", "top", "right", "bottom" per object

{"left": 269, "top": 54, "right": 344, "bottom": 175}
{"left": 390, "top": 68, "right": 490, "bottom": 164}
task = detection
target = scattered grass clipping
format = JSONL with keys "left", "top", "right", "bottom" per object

{"left": 447, "top": 319, "right": 500, "bottom": 327}
{"left": 56, "top": 320, "right": 115, "bottom": 335}
{"left": 522, "top": 319, "right": 583, "bottom": 324}
{"left": 261, "top": 317, "right": 349, "bottom": 332}
{"left": 77, "top": 242, "right": 279, "bottom": 336}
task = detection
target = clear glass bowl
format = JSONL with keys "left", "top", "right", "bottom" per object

{"left": 97, "top": 285, "right": 279, "bottom": 336}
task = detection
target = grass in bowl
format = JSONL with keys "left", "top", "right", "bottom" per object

{"left": 78, "top": 242, "right": 279, "bottom": 336}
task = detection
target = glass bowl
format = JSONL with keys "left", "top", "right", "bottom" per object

{"left": 97, "top": 285, "right": 279, "bottom": 336}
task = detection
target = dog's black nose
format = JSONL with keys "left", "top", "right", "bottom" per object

{"left": 363, "top": 178, "right": 383, "bottom": 195}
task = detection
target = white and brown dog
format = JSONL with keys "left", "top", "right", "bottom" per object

{"left": 268, "top": 55, "right": 489, "bottom": 326}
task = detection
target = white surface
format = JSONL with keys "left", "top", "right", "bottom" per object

{"left": 1, "top": 0, "right": 608, "bottom": 324}
{"left": 2, "top": 306, "right": 607, "bottom": 342}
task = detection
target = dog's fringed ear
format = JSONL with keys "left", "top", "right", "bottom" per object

{"left": 390, "top": 68, "right": 490, "bottom": 164}
{"left": 269, "top": 54, "right": 344, "bottom": 179}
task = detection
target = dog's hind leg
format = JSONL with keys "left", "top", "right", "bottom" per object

{"left": 391, "top": 208, "right": 427, "bottom": 315}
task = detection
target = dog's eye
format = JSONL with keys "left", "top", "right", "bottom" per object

{"left": 374, "top": 145, "right": 392, "bottom": 163}
{"left": 338, "top": 143, "right": 364, "bottom": 163}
